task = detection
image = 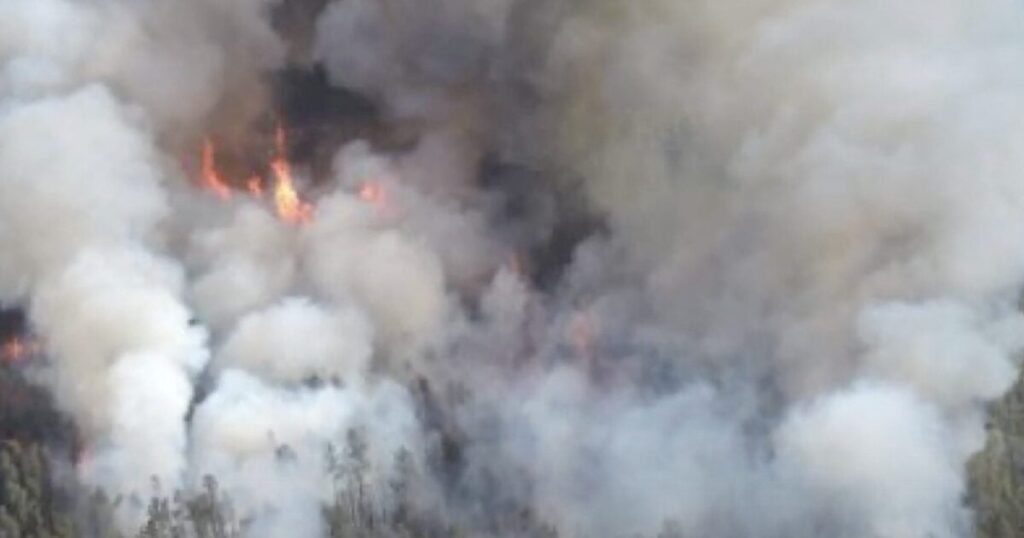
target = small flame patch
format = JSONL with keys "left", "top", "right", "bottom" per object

{"left": 201, "top": 138, "right": 232, "bottom": 201}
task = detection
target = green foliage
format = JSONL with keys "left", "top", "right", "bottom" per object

{"left": 0, "top": 440, "right": 73, "bottom": 538}
{"left": 77, "top": 489, "right": 124, "bottom": 538}
{"left": 324, "top": 427, "right": 384, "bottom": 538}
{"left": 131, "top": 476, "right": 240, "bottom": 538}
{"left": 969, "top": 371, "right": 1024, "bottom": 538}
{"left": 186, "top": 475, "right": 241, "bottom": 538}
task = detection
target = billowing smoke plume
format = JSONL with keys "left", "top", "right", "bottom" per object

{"left": 2, "top": 0, "right": 1024, "bottom": 536}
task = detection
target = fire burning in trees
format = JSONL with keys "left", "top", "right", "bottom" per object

{"left": 197, "top": 123, "right": 395, "bottom": 224}
{"left": 201, "top": 139, "right": 232, "bottom": 201}
{"left": 270, "top": 124, "right": 313, "bottom": 225}
{"left": 197, "top": 122, "right": 312, "bottom": 224}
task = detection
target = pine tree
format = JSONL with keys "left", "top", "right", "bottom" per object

{"left": 0, "top": 441, "right": 75, "bottom": 538}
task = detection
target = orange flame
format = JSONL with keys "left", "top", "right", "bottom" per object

{"left": 196, "top": 124, "right": 313, "bottom": 224}
{"left": 247, "top": 176, "right": 264, "bottom": 198}
{"left": 271, "top": 124, "right": 312, "bottom": 225}
{"left": 357, "top": 180, "right": 399, "bottom": 220}
{"left": 201, "top": 138, "right": 232, "bottom": 201}
{"left": 358, "top": 182, "right": 384, "bottom": 204}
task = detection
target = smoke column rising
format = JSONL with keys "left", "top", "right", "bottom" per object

{"left": 3, "top": 0, "right": 1024, "bottom": 536}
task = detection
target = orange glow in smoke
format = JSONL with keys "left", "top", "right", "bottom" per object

{"left": 271, "top": 123, "right": 313, "bottom": 225}
{"left": 358, "top": 181, "right": 384, "bottom": 205}
{"left": 357, "top": 180, "right": 400, "bottom": 220}
{"left": 247, "top": 176, "right": 264, "bottom": 198}
{"left": 569, "top": 311, "right": 597, "bottom": 360}
{"left": 201, "top": 138, "right": 232, "bottom": 201}
{"left": 2, "top": 336, "right": 38, "bottom": 365}
{"left": 508, "top": 252, "right": 526, "bottom": 279}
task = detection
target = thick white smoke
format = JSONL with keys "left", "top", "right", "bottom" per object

{"left": 479, "top": 0, "right": 1024, "bottom": 535}
{"left": 311, "top": 0, "right": 1024, "bottom": 535}
{"left": 4, "top": 0, "right": 1024, "bottom": 536}
{"left": 0, "top": 83, "right": 209, "bottom": 527}
{"left": 0, "top": 0, "right": 289, "bottom": 529}
{"left": 189, "top": 370, "right": 420, "bottom": 538}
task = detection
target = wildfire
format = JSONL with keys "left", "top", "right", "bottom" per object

{"left": 201, "top": 138, "right": 232, "bottom": 201}
{"left": 271, "top": 123, "right": 313, "bottom": 225}
{"left": 568, "top": 311, "right": 597, "bottom": 360}
{"left": 2, "top": 336, "right": 38, "bottom": 365}
{"left": 356, "top": 182, "right": 380, "bottom": 203}
{"left": 196, "top": 123, "right": 313, "bottom": 225}
{"left": 358, "top": 181, "right": 383, "bottom": 204}
{"left": 508, "top": 252, "right": 527, "bottom": 279}
{"left": 356, "top": 180, "right": 399, "bottom": 219}
{"left": 247, "top": 176, "right": 264, "bottom": 198}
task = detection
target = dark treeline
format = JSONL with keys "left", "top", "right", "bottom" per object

{"left": 969, "top": 370, "right": 1024, "bottom": 538}
{"left": 4, "top": 356, "right": 1024, "bottom": 538}
{"left": 0, "top": 431, "right": 560, "bottom": 538}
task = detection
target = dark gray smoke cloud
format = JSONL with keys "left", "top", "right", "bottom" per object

{"left": 2, "top": 0, "right": 1024, "bottom": 536}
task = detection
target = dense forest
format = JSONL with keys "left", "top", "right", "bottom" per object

{"left": 4, "top": 352, "right": 1024, "bottom": 538}
{"left": 969, "top": 373, "right": 1024, "bottom": 538}
{"left": 4, "top": 0, "right": 1024, "bottom": 536}
{"left": 0, "top": 359, "right": 564, "bottom": 538}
